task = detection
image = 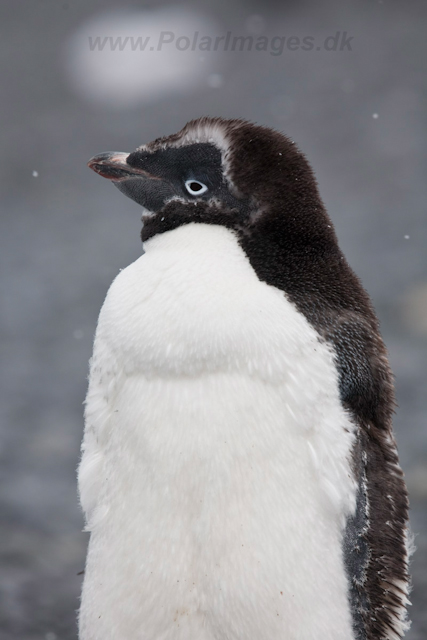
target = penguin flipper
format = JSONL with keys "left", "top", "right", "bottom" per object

{"left": 324, "top": 313, "right": 411, "bottom": 639}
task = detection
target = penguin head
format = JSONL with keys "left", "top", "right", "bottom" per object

{"left": 88, "top": 117, "right": 335, "bottom": 246}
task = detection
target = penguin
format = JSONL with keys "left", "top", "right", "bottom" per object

{"left": 79, "top": 117, "right": 411, "bottom": 640}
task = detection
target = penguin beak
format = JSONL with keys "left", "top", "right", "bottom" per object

{"left": 88, "top": 152, "right": 157, "bottom": 182}
{"left": 88, "top": 152, "right": 176, "bottom": 211}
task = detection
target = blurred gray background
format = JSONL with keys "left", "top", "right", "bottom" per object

{"left": 0, "top": 0, "right": 426, "bottom": 638}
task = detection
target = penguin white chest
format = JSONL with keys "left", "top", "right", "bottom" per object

{"left": 79, "top": 223, "right": 357, "bottom": 640}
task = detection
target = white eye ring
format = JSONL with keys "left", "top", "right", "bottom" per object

{"left": 184, "top": 179, "right": 208, "bottom": 196}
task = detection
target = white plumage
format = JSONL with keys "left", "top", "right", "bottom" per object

{"left": 79, "top": 223, "right": 358, "bottom": 640}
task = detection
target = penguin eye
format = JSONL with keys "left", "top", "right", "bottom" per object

{"left": 184, "top": 180, "right": 208, "bottom": 196}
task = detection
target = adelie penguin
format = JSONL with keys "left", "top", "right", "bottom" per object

{"left": 79, "top": 117, "right": 411, "bottom": 640}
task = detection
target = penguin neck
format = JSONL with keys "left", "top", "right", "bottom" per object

{"left": 237, "top": 207, "right": 371, "bottom": 322}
